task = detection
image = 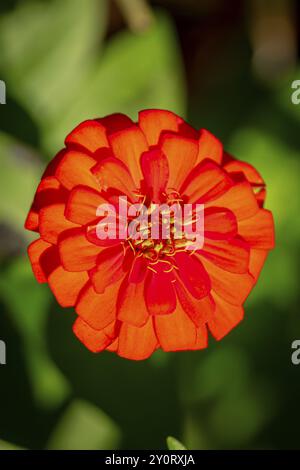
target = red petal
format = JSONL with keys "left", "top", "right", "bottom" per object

{"left": 98, "top": 113, "right": 134, "bottom": 134}
{"left": 92, "top": 157, "right": 137, "bottom": 200}
{"left": 175, "top": 252, "right": 211, "bottom": 299}
{"left": 108, "top": 126, "right": 148, "bottom": 185}
{"left": 65, "top": 120, "right": 109, "bottom": 153}
{"left": 189, "top": 323, "right": 208, "bottom": 350}
{"left": 55, "top": 150, "right": 99, "bottom": 191}
{"left": 154, "top": 303, "right": 197, "bottom": 351}
{"left": 39, "top": 203, "right": 79, "bottom": 244}
{"left": 117, "top": 277, "right": 149, "bottom": 327}
{"left": 174, "top": 276, "right": 215, "bottom": 326}
{"left": 201, "top": 257, "right": 254, "bottom": 305}
{"left": 224, "top": 159, "right": 264, "bottom": 185}
{"left": 75, "top": 279, "right": 122, "bottom": 330}
{"left": 138, "top": 109, "right": 179, "bottom": 145}
{"left": 118, "top": 317, "right": 158, "bottom": 360}
{"left": 205, "top": 179, "right": 259, "bottom": 221}
{"left": 58, "top": 228, "right": 102, "bottom": 271}
{"left": 181, "top": 160, "right": 232, "bottom": 203}
{"left": 197, "top": 129, "right": 223, "bottom": 164}
{"left": 90, "top": 245, "right": 129, "bottom": 294}
{"left": 128, "top": 256, "right": 148, "bottom": 283}
{"left": 208, "top": 292, "right": 244, "bottom": 340}
{"left": 27, "top": 238, "right": 52, "bottom": 283}
{"left": 141, "top": 148, "right": 169, "bottom": 202}
{"left": 204, "top": 207, "right": 237, "bottom": 240}
{"left": 159, "top": 133, "right": 198, "bottom": 190}
{"left": 65, "top": 185, "right": 108, "bottom": 225}
{"left": 238, "top": 209, "right": 275, "bottom": 249}
{"left": 199, "top": 238, "right": 250, "bottom": 273}
{"left": 73, "top": 318, "right": 115, "bottom": 353}
{"left": 48, "top": 267, "right": 88, "bottom": 307}
{"left": 145, "top": 263, "right": 176, "bottom": 315}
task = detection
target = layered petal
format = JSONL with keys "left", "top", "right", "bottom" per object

{"left": 198, "top": 238, "right": 250, "bottom": 274}
{"left": 58, "top": 228, "right": 102, "bottom": 272}
{"left": 39, "top": 203, "right": 79, "bottom": 244}
{"left": 208, "top": 292, "right": 244, "bottom": 340}
{"left": 55, "top": 150, "right": 99, "bottom": 191}
{"left": 73, "top": 318, "right": 116, "bottom": 353}
{"left": 76, "top": 279, "right": 122, "bottom": 330}
{"left": 159, "top": 133, "right": 198, "bottom": 190}
{"left": 48, "top": 267, "right": 88, "bottom": 307}
{"left": 138, "top": 109, "right": 180, "bottom": 145}
{"left": 118, "top": 317, "right": 158, "bottom": 360}
{"left": 141, "top": 148, "right": 169, "bottom": 202}
{"left": 108, "top": 125, "right": 148, "bottom": 185}
{"left": 181, "top": 160, "right": 232, "bottom": 203}
{"left": 154, "top": 303, "right": 197, "bottom": 351}
{"left": 197, "top": 129, "right": 223, "bottom": 164}
{"left": 65, "top": 120, "right": 109, "bottom": 153}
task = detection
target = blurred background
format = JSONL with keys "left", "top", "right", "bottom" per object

{"left": 0, "top": 0, "right": 299, "bottom": 450}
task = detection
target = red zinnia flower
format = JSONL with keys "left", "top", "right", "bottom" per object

{"left": 25, "top": 110, "right": 275, "bottom": 360}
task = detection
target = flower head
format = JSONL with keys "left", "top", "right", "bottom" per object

{"left": 25, "top": 110, "right": 274, "bottom": 360}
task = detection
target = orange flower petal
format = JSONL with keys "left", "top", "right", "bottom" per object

{"left": 199, "top": 238, "right": 250, "bottom": 274}
{"left": 58, "top": 228, "right": 102, "bottom": 272}
{"left": 27, "top": 238, "right": 52, "bottom": 283}
{"left": 118, "top": 317, "right": 158, "bottom": 360}
{"left": 73, "top": 317, "right": 115, "bottom": 353}
{"left": 65, "top": 120, "right": 109, "bottom": 153}
{"left": 92, "top": 157, "right": 137, "bottom": 200}
{"left": 208, "top": 292, "right": 244, "bottom": 340}
{"left": 201, "top": 257, "right": 254, "bottom": 305}
{"left": 117, "top": 277, "right": 149, "bottom": 327}
{"left": 249, "top": 248, "right": 268, "bottom": 282}
{"left": 159, "top": 133, "right": 198, "bottom": 190}
{"left": 224, "top": 159, "right": 264, "bottom": 185}
{"left": 108, "top": 126, "right": 148, "bottom": 185}
{"left": 39, "top": 203, "right": 79, "bottom": 244}
{"left": 65, "top": 185, "right": 107, "bottom": 225}
{"left": 181, "top": 160, "right": 232, "bottom": 203}
{"left": 174, "top": 276, "right": 215, "bottom": 326}
{"left": 48, "top": 266, "right": 88, "bottom": 307}
{"left": 25, "top": 176, "right": 66, "bottom": 231}
{"left": 76, "top": 280, "right": 122, "bottom": 330}
{"left": 206, "top": 179, "right": 259, "bottom": 221}
{"left": 154, "top": 303, "right": 197, "bottom": 351}
{"left": 90, "top": 245, "right": 129, "bottom": 294}
{"left": 138, "top": 109, "right": 179, "bottom": 145}
{"left": 204, "top": 207, "right": 237, "bottom": 240}
{"left": 197, "top": 129, "right": 223, "bottom": 165}
{"left": 238, "top": 209, "right": 275, "bottom": 249}
{"left": 55, "top": 150, "right": 99, "bottom": 191}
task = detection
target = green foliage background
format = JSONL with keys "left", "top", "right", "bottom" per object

{"left": 0, "top": 0, "right": 299, "bottom": 450}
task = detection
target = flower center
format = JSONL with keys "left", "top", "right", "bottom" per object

{"left": 126, "top": 189, "right": 199, "bottom": 263}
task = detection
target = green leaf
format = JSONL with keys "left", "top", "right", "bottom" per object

{"left": 0, "top": 440, "right": 25, "bottom": 450}
{"left": 166, "top": 436, "right": 187, "bottom": 451}
{"left": 47, "top": 400, "right": 121, "bottom": 450}
{"left": 0, "top": 132, "right": 42, "bottom": 235}
{"left": 0, "top": 256, "right": 70, "bottom": 408}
